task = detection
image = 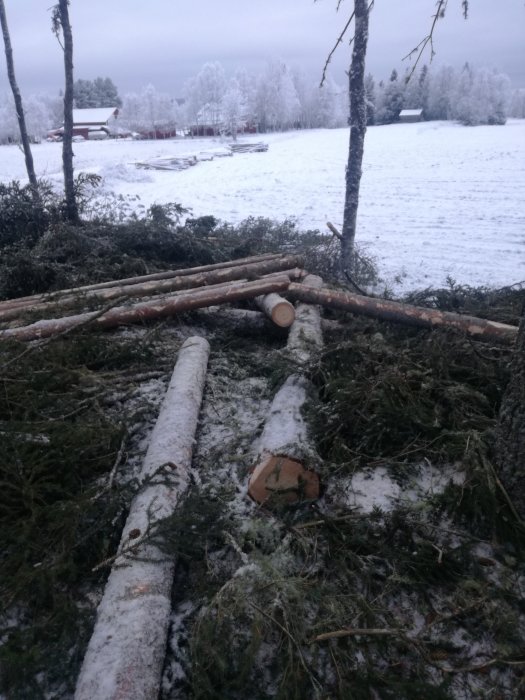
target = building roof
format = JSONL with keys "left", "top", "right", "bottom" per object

{"left": 399, "top": 109, "right": 423, "bottom": 117}
{"left": 72, "top": 107, "right": 119, "bottom": 125}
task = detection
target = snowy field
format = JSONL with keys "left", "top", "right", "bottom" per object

{"left": 1, "top": 120, "right": 524, "bottom": 291}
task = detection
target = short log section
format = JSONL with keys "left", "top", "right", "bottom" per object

{"left": 255, "top": 292, "right": 295, "bottom": 328}
{"left": 74, "top": 336, "right": 210, "bottom": 700}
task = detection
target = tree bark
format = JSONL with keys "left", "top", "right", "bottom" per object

{"left": 74, "top": 336, "right": 210, "bottom": 700}
{"left": 0, "top": 0, "right": 40, "bottom": 203}
{"left": 495, "top": 316, "right": 525, "bottom": 519}
{"left": 341, "top": 0, "right": 369, "bottom": 276}
{"left": 1, "top": 276, "right": 293, "bottom": 342}
{"left": 56, "top": 0, "right": 79, "bottom": 223}
{"left": 0, "top": 253, "right": 288, "bottom": 309}
{"left": 248, "top": 275, "right": 324, "bottom": 505}
{"left": 286, "top": 283, "right": 518, "bottom": 345}
{"left": 0, "top": 257, "right": 304, "bottom": 321}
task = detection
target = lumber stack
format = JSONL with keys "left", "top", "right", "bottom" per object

{"left": 229, "top": 142, "right": 269, "bottom": 153}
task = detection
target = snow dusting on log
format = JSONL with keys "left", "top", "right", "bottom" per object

{"left": 74, "top": 336, "right": 210, "bottom": 700}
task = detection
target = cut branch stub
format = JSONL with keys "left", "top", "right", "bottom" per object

{"left": 248, "top": 454, "right": 320, "bottom": 505}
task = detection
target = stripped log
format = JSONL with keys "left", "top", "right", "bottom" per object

{"left": 0, "top": 252, "right": 286, "bottom": 311}
{"left": 286, "top": 283, "right": 518, "bottom": 345}
{"left": 255, "top": 293, "right": 295, "bottom": 328}
{"left": 74, "top": 336, "right": 209, "bottom": 700}
{"left": 249, "top": 275, "right": 324, "bottom": 505}
{"left": 0, "top": 257, "right": 304, "bottom": 323}
{"left": 0, "top": 255, "right": 303, "bottom": 313}
{"left": 188, "top": 307, "right": 342, "bottom": 335}
{"left": 1, "top": 276, "right": 293, "bottom": 342}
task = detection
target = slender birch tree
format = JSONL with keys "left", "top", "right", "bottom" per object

{"left": 0, "top": 0, "right": 40, "bottom": 204}
{"left": 340, "top": 0, "right": 369, "bottom": 275}
{"left": 52, "top": 0, "right": 79, "bottom": 223}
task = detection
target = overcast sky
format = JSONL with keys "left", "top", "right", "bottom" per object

{"left": 1, "top": 0, "right": 524, "bottom": 98}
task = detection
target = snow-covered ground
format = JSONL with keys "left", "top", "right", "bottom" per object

{"left": 1, "top": 120, "right": 524, "bottom": 291}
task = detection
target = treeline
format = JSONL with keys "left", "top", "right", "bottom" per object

{"left": 0, "top": 60, "right": 523, "bottom": 144}
{"left": 368, "top": 63, "right": 513, "bottom": 126}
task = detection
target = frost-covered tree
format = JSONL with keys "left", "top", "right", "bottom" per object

{"left": 73, "top": 77, "right": 122, "bottom": 108}
{"left": 426, "top": 65, "right": 456, "bottom": 120}
{"left": 255, "top": 59, "right": 300, "bottom": 131}
{"left": 121, "top": 84, "right": 178, "bottom": 133}
{"left": 510, "top": 88, "right": 525, "bottom": 118}
{"left": 451, "top": 64, "right": 510, "bottom": 126}
{"left": 375, "top": 69, "right": 404, "bottom": 124}
{"left": 221, "top": 78, "right": 244, "bottom": 139}
{"left": 364, "top": 73, "right": 376, "bottom": 125}
{"left": 184, "top": 61, "right": 227, "bottom": 130}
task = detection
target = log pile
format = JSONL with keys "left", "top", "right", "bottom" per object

{"left": 229, "top": 142, "right": 269, "bottom": 153}
{"left": 0, "top": 252, "right": 518, "bottom": 344}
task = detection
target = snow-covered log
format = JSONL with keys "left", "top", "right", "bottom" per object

{"left": 249, "top": 275, "right": 324, "bottom": 505}
{"left": 0, "top": 257, "right": 304, "bottom": 322}
{"left": 74, "top": 336, "right": 210, "bottom": 700}
{"left": 286, "top": 283, "right": 519, "bottom": 345}
{"left": 0, "top": 276, "right": 294, "bottom": 342}
{"left": 287, "top": 274, "right": 324, "bottom": 363}
{"left": 255, "top": 293, "right": 295, "bottom": 327}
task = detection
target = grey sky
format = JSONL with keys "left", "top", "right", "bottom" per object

{"left": 1, "top": 0, "right": 524, "bottom": 98}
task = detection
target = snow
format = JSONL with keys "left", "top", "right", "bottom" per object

{"left": 0, "top": 120, "right": 524, "bottom": 291}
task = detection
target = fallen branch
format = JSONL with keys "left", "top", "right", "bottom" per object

{"left": 312, "top": 627, "right": 405, "bottom": 643}
{"left": 74, "top": 336, "right": 210, "bottom": 700}
{"left": 1, "top": 276, "right": 294, "bottom": 342}
{"left": 286, "top": 283, "right": 518, "bottom": 344}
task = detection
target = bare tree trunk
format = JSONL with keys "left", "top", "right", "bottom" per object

{"left": 341, "top": 0, "right": 369, "bottom": 276}
{"left": 55, "top": 0, "right": 79, "bottom": 223}
{"left": 496, "top": 316, "right": 525, "bottom": 519}
{"left": 0, "top": 0, "right": 40, "bottom": 204}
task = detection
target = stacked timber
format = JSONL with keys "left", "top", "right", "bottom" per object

{"left": 229, "top": 142, "right": 269, "bottom": 153}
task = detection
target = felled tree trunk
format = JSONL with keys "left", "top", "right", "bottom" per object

{"left": 286, "top": 283, "right": 518, "bottom": 344}
{"left": 74, "top": 336, "right": 210, "bottom": 700}
{"left": 0, "top": 252, "right": 295, "bottom": 311}
{"left": 249, "top": 275, "right": 324, "bottom": 505}
{"left": 495, "top": 316, "right": 525, "bottom": 519}
{"left": 1, "top": 276, "right": 293, "bottom": 342}
{"left": 0, "top": 257, "right": 304, "bottom": 322}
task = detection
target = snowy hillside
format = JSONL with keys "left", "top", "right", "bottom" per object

{"left": 1, "top": 120, "right": 523, "bottom": 291}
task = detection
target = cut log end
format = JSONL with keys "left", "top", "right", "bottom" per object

{"left": 255, "top": 293, "right": 295, "bottom": 328}
{"left": 248, "top": 454, "right": 320, "bottom": 505}
{"left": 271, "top": 300, "right": 295, "bottom": 327}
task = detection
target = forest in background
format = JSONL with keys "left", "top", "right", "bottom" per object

{"left": 0, "top": 58, "right": 524, "bottom": 144}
